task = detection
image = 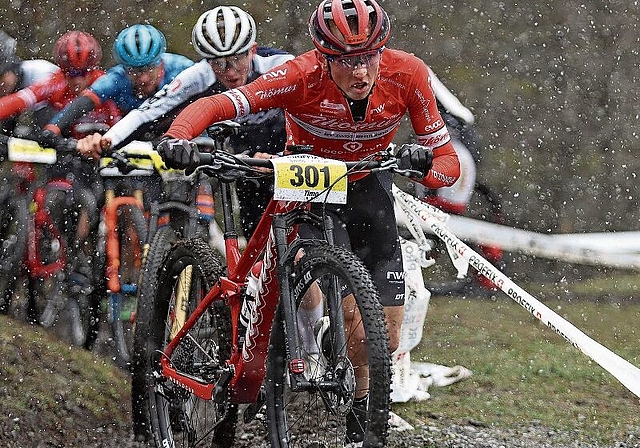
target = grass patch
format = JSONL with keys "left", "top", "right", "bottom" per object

{"left": 0, "top": 315, "right": 131, "bottom": 438}
{"left": 392, "top": 293, "right": 640, "bottom": 444}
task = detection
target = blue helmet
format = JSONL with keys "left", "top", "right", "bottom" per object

{"left": 113, "top": 24, "right": 166, "bottom": 68}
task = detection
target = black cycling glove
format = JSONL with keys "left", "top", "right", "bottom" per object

{"left": 397, "top": 143, "right": 433, "bottom": 178}
{"left": 157, "top": 137, "right": 200, "bottom": 170}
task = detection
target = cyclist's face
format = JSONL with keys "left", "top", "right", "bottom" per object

{"left": 324, "top": 50, "right": 382, "bottom": 100}
{"left": 208, "top": 45, "right": 256, "bottom": 90}
{"left": 126, "top": 63, "right": 163, "bottom": 98}
{"left": 64, "top": 71, "right": 92, "bottom": 93}
{"left": 0, "top": 71, "right": 18, "bottom": 97}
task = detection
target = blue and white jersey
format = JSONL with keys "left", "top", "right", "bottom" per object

{"left": 88, "top": 53, "right": 193, "bottom": 113}
{"left": 105, "top": 47, "right": 293, "bottom": 151}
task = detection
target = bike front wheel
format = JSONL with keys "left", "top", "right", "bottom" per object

{"left": 265, "top": 243, "right": 391, "bottom": 448}
{"left": 0, "top": 194, "right": 27, "bottom": 314}
{"left": 111, "top": 204, "right": 147, "bottom": 368}
{"left": 139, "top": 238, "right": 237, "bottom": 448}
{"left": 131, "top": 225, "right": 177, "bottom": 440}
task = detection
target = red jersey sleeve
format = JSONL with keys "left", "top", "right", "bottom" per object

{"left": 0, "top": 71, "right": 65, "bottom": 120}
{"left": 404, "top": 57, "right": 460, "bottom": 188}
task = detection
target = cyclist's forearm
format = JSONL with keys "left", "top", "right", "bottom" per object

{"left": 47, "top": 95, "right": 97, "bottom": 134}
{"left": 166, "top": 95, "right": 236, "bottom": 140}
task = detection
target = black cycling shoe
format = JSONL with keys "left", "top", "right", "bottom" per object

{"left": 345, "top": 394, "right": 368, "bottom": 444}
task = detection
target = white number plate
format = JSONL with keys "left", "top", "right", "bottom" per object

{"left": 7, "top": 137, "right": 56, "bottom": 164}
{"left": 271, "top": 155, "right": 347, "bottom": 204}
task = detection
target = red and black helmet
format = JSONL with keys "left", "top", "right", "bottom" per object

{"left": 54, "top": 31, "right": 102, "bottom": 74}
{"left": 309, "top": 0, "right": 391, "bottom": 56}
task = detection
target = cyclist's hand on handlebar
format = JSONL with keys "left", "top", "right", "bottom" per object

{"left": 397, "top": 143, "right": 433, "bottom": 178}
{"left": 35, "top": 128, "right": 62, "bottom": 149}
{"left": 77, "top": 133, "right": 111, "bottom": 160}
{"left": 252, "top": 151, "right": 276, "bottom": 173}
{"left": 157, "top": 137, "right": 200, "bottom": 171}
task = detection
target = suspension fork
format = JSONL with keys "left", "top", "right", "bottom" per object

{"left": 272, "top": 210, "right": 347, "bottom": 388}
{"left": 103, "top": 189, "right": 144, "bottom": 293}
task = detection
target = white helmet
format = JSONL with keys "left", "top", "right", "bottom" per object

{"left": 192, "top": 6, "right": 257, "bottom": 58}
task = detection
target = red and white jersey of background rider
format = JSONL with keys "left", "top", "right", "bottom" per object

{"left": 168, "top": 48, "right": 459, "bottom": 189}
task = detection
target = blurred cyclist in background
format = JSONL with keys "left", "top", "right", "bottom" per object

{"left": 42, "top": 24, "right": 193, "bottom": 140}
{"left": 0, "top": 29, "right": 58, "bottom": 135}
{"left": 0, "top": 31, "right": 121, "bottom": 139}
{"left": 76, "top": 6, "right": 294, "bottom": 238}
{"left": 418, "top": 68, "right": 504, "bottom": 290}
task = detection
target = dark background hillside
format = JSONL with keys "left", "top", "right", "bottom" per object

{"left": 2, "top": 0, "right": 639, "bottom": 234}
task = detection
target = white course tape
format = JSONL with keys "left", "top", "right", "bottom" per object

{"left": 393, "top": 186, "right": 640, "bottom": 399}
{"left": 444, "top": 214, "right": 640, "bottom": 269}
{"left": 394, "top": 188, "right": 640, "bottom": 269}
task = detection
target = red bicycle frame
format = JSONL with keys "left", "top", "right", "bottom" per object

{"left": 160, "top": 197, "right": 301, "bottom": 403}
{"left": 26, "top": 178, "right": 72, "bottom": 279}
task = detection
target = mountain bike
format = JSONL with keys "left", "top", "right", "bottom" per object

{"left": 133, "top": 137, "right": 415, "bottom": 447}
{"left": 129, "top": 134, "right": 223, "bottom": 439}
{"left": 0, "top": 134, "right": 99, "bottom": 345}
{"left": 85, "top": 142, "right": 158, "bottom": 368}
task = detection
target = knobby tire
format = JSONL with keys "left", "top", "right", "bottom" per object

{"left": 131, "top": 225, "right": 177, "bottom": 440}
{"left": 265, "top": 243, "right": 391, "bottom": 448}
{"left": 140, "top": 238, "right": 236, "bottom": 448}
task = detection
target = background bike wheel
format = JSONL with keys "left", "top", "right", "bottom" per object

{"left": 425, "top": 182, "right": 506, "bottom": 296}
{"left": 56, "top": 184, "right": 102, "bottom": 347}
{"left": 131, "top": 225, "right": 177, "bottom": 440}
{"left": 140, "top": 238, "right": 237, "bottom": 448}
{"left": 0, "top": 194, "right": 27, "bottom": 314}
{"left": 111, "top": 204, "right": 147, "bottom": 369}
{"left": 265, "top": 243, "right": 391, "bottom": 448}
{"left": 422, "top": 239, "right": 473, "bottom": 295}
{"left": 26, "top": 186, "right": 70, "bottom": 330}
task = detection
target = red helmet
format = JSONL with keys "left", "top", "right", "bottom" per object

{"left": 54, "top": 31, "right": 102, "bottom": 74}
{"left": 309, "top": 0, "right": 390, "bottom": 56}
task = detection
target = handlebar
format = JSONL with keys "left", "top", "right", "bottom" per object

{"left": 193, "top": 147, "right": 419, "bottom": 180}
{"left": 0, "top": 133, "right": 79, "bottom": 163}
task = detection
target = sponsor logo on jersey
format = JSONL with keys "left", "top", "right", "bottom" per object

{"left": 255, "top": 85, "right": 297, "bottom": 100}
{"left": 386, "top": 271, "right": 405, "bottom": 281}
{"left": 343, "top": 141, "right": 363, "bottom": 152}
{"left": 168, "top": 78, "right": 183, "bottom": 92}
{"left": 223, "top": 89, "right": 250, "bottom": 116}
{"left": 289, "top": 114, "right": 399, "bottom": 141}
{"left": 262, "top": 68, "right": 288, "bottom": 80}
{"left": 320, "top": 99, "right": 346, "bottom": 112}
{"left": 424, "top": 119, "right": 443, "bottom": 133}
{"left": 414, "top": 88, "right": 432, "bottom": 121}
{"left": 419, "top": 126, "right": 450, "bottom": 150}
{"left": 371, "top": 103, "right": 385, "bottom": 114}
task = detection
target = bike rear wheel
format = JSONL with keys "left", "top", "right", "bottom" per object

{"left": 110, "top": 204, "right": 147, "bottom": 368}
{"left": 265, "top": 243, "right": 391, "bottom": 448}
{"left": 141, "top": 238, "right": 237, "bottom": 448}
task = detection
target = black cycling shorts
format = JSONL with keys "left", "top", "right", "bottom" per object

{"left": 300, "top": 170, "right": 405, "bottom": 307}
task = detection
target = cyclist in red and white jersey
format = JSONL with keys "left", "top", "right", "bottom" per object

{"left": 0, "top": 31, "right": 121, "bottom": 139}
{"left": 0, "top": 30, "right": 58, "bottom": 136}
{"left": 159, "top": 1, "right": 459, "bottom": 444}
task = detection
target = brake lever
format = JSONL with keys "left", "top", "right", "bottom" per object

{"left": 107, "top": 151, "right": 135, "bottom": 174}
{"left": 393, "top": 167, "right": 425, "bottom": 178}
